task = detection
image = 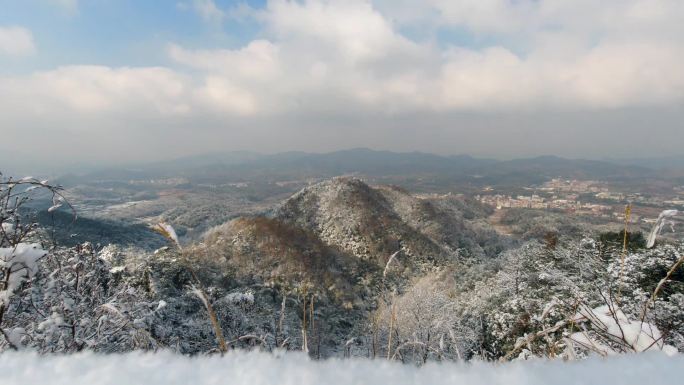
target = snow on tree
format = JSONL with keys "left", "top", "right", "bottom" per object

{"left": 0, "top": 174, "right": 159, "bottom": 353}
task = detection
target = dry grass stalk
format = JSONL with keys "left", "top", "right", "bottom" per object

{"left": 371, "top": 312, "right": 379, "bottom": 358}
{"left": 301, "top": 291, "right": 309, "bottom": 353}
{"left": 309, "top": 293, "right": 317, "bottom": 357}
{"left": 641, "top": 253, "right": 684, "bottom": 321}
{"left": 386, "top": 299, "right": 396, "bottom": 360}
{"left": 191, "top": 285, "right": 228, "bottom": 353}
{"left": 277, "top": 295, "right": 286, "bottom": 348}
{"left": 154, "top": 222, "right": 227, "bottom": 353}
{"left": 617, "top": 204, "right": 631, "bottom": 303}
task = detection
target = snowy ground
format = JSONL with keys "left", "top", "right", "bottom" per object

{"left": 1, "top": 351, "right": 682, "bottom": 385}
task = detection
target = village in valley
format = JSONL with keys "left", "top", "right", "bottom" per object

{"left": 475, "top": 178, "right": 684, "bottom": 226}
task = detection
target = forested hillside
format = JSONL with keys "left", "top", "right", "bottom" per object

{"left": 2, "top": 174, "right": 682, "bottom": 362}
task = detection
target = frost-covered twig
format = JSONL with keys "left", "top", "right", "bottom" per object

{"left": 500, "top": 320, "right": 571, "bottom": 362}
{"left": 228, "top": 334, "right": 269, "bottom": 348}
{"left": 640, "top": 253, "right": 684, "bottom": 321}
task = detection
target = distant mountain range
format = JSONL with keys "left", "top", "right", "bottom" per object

{"left": 56, "top": 148, "right": 662, "bottom": 188}
{"left": 605, "top": 156, "right": 684, "bottom": 170}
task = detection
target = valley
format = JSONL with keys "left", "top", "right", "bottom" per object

{"left": 4, "top": 149, "right": 684, "bottom": 362}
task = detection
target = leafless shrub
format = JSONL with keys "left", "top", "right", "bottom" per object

{"left": 373, "top": 272, "right": 479, "bottom": 364}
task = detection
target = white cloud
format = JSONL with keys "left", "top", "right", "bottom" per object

{"left": 0, "top": 66, "right": 191, "bottom": 119}
{"left": 162, "top": 0, "right": 684, "bottom": 112}
{"left": 168, "top": 41, "right": 280, "bottom": 115}
{"left": 0, "top": 26, "right": 36, "bottom": 57}
{"left": 4, "top": 0, "right": 684, "bottom": 118}
{"left": 436, "top": 41, "right": 684, "bottom": 110}
{"left": 168, "top": 40, "right": 280, "bottom": 80}
{"left": 262, "top": 0, "right": 418, "bottom": 63}
{"left": 191, "top": 0, "right": 225, "bottom": 23}
{"left": 3, "top": 0, "right": 684, "bottom": 163}
{"left": 194, "top": 76, "right": 258, "bottom": 115}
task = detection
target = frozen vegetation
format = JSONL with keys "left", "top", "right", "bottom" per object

{"left": 1, "top": 172, "right": 683, "bottom": 383}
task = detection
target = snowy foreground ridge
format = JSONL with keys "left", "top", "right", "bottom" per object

{"left": 1, "top": 351, "right": 682, "bottom": 385}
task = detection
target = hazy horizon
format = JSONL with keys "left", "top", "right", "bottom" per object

{"left": 1, "top": 1, "right": 684, "bottom": 168}
{"left": 4, "top": 146, "right": 684, "bottom": 177}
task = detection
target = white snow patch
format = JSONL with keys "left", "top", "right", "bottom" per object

{"left": 0, "top": 351, "right": 682, "bottom": 385}
{"left": 571, "top": 304, "right": 678, "bottom": 355}
{"left": 0, "top": 243, "right": 47, "bottom": 305}
{"left": 225, "top": 291, "right": 255, "bottom": 305}
{"left": 156, "top": 300, "right": 168, "bottom": 311}
{"left": 6, "top": 328, "right": 25, "bottom": 349}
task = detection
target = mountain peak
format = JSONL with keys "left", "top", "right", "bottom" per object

{"left": 273, "top": 177, "right": 453, "bottom": 269}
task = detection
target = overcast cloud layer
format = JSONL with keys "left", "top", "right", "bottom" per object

{"left": 1, "top": 0, "right": 683, "bottom": 168}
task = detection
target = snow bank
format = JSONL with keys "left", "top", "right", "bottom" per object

{"left": 570, "top": 304, "right": 678, "bottom": 356}
{"left": 0, "top": 351, "right": 681, "bottom": 385}
{"left": 0, "top": 243, "right": 47, "bottom": 305}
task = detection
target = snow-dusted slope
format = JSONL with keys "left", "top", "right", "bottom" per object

{"left": 1, "top": 351, "right": 681, "bottom": 385}
{"left": 274, "top": 177, "right": 448, "bottom": 267}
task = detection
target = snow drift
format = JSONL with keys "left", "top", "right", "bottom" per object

{"left": 0, "top": 351, "right": 682, "bottom": 385}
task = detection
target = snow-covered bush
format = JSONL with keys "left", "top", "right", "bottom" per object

{"left": 406, "top": 232, "right": 684, "bottom": 361}
{"left": 1, "top": 175, "right": 58, "bottom": 349}
{"left": 0, "top": 174, "right": 161, "bottom": 353}
{"left": 372, "top": 272, "right": 480, "bottom": 363}
{"left": 1, "top": 243, "right": 163, "bottom": 353}
{"left": 567, "top": 302, "right": 678, "bottom": 357}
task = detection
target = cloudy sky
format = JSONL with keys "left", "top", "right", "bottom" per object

{"left": 1, "top": 0, "right": 683, "bottom": 168}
